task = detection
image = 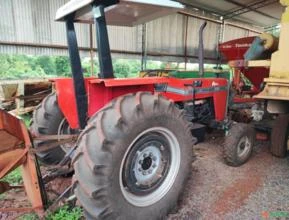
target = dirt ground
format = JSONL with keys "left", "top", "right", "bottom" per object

{"left": 169, "top": 132, "right": 289, "bottom": 220}
{"left": 1, "top": 132, "right": 289, "bottom": 220}
{"left": 0, "top": 170, "right": 72, "bottom": 220}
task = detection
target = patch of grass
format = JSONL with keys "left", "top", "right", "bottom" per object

{"left": 1, "top": 168, "right": 22, "bottom": 185}
{"left": 18, "top": 213, "right": 39, "bottom": 220}
{"left": 46, "top": 206, "right": 83, "bottom": 220}
{"left": 17, "top": 206, "right": 83, "bottom": 220}
{"left": 21, "top": 114, "right": 32, "bottom": 127}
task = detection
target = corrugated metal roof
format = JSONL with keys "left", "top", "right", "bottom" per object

{"left": 0, "top": 0, "right": 263, "bottom": 63}
{"left": 177, "top": 0, "right": 283, "bottom": 27}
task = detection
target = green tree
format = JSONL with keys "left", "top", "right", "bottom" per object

{"left": 81, "top": 57, "right": 100, "bottom": 77}
{"left": 127, "top": 59, "right": 141, "bottom": 77}
{"left": 146, "top": 60, "right": 161, "bottom": 70}
{"left": 113, "top": 59, "right": 131, "bottom": 78}
{"left": 36, "top": 56, "right": 56, "bottom": 75}
{"left": 0, "top": 54, "right": 12, "bottom": 79}
{"left": 54, "top": 56, "right": 71, "bottom": 76}
{"left": 0, "top": 54, "right": 46, "bottom": 79}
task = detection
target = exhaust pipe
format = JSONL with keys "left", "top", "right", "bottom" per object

{"left": 198, "top": 22, "right": 207, "bottom": 77}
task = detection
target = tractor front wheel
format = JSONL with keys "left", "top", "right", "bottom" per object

{"left": 72, "top": 92, "right": 195, "bottom": 220}
{"left": 223, "top": 123, "right": 255, "bottom": 167}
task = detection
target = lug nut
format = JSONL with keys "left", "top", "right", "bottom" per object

{"left": 139, "top": 160, "right": 143, "bottom": 164}
{"left": 142, "top": 171, "right": 147, "bottom": 175}
{"left": 143, "top": 153, "right": 147, "bottom": 158}
{"left": 138, "top": 168, "right": 142, "bottom": 172}
{"left": 149, "top": 152, "right": 153, "bottom": 157}
{"left": 148, "top": 170, "right": 152, "bottom": 174}
{"left": 152, "top": 164, "right": 157, "bottom": 168}
{"left": 152, "top": 156, "right": 157, "bottom": 161}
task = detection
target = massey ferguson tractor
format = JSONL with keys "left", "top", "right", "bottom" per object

{"left": 0, "top": 0, "right": 258, "bottom": 219}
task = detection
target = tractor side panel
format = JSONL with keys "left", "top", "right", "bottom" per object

{"left": 160, "top": 78, "right": 228, "bottom": 121}
{"left": 54, "top": 77, "right": 228, "bottom": 128}
{"left": 54, "top": 78, "right": 156, "bottom": 129}
{"left": 87, "top": 83, "right": 155, "bottom": 117}
{"left": 54, "top": 78, "right": 80, "bottom": 129}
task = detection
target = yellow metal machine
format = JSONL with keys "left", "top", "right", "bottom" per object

{"left": 255, "top": 0, "right": 289, "bottom": 114}
{"left": 254, "top": 0, "right": 289, "bottom": 157}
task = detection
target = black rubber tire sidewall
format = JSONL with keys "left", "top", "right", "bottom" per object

{"left": 109, "top": 114, "right": 192, "bottom": 219}
{"left": 224, "top": 123, "right": 255, "bottom": 167}
{"left": 73, "top": 93, "right": 195, "bottom": 220}
{"left": 30, "top": 93, "right": 66, "bottom": 165}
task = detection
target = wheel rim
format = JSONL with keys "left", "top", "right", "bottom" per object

{"left": 237, "top": 136, "right": 251, "bottom": 160}
{"left": 120, "top": 127, "right": 180, "bottom": 207}
{"left": 57, "top": 118, "right": 78, "bottom": 152}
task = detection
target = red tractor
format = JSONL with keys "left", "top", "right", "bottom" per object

{"left": 25, "top": 0, "right": 254, "bottom": 219}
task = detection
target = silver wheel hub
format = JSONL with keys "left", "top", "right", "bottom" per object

{"left": 134, "top": 146, "right": 162, "bottom": 185}
{"left": 237, "top": 136, "right": 251, "bottom": 159}
{"left": 58, "top": 118, "right": 78, "bottom": 152}
{"left": 120, "top": 127, "right": 181, "bottom": 207}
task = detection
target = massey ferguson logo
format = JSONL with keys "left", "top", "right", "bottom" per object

{"left": 220, "top": 43, "right": 251, "bottom": 49}
{"left": 212, "top": 81, "right": 219, "bottom": 87}
{"left": 235, "top": 43, "right": 251, "bottom": 48}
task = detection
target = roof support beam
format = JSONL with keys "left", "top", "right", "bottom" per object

{"left": 223, "top": 0, "right": 279, "bottom": 20}
{"left": 176, "top": 0, "right": 224, "bottom": 17}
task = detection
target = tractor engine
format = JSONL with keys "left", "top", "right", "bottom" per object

{"left": 180, "top": 99, "right": 215, "bottom": 124}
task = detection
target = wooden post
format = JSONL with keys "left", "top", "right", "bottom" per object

{"left": 16, "top": 82, "right": 24, "bottom": 115}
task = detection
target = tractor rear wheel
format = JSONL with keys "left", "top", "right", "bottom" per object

{"left": 30, "top": 93, "right": 74, "bottom": 165}
{"left": 223, "top": 123, "right": 255, "bottom": 167}
{"left": 72, "top": 92, "right": 195, "bottom": 220}
{"left": 270, "top": 114, "right": 289, "bottom": 158}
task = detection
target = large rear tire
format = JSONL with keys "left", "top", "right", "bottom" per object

{"left": 72, "top": 92, "right": 195, "bottom": 220}
{"left": 270, "top": 114, "right": 289, "bottom": 158}
{"left": 224, "top": 123, "right": 255, "bottom": 167}
{"left": 30, "top": 93, "right": 66, "bottom": 165}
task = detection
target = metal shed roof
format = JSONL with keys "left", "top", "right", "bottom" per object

{"left": 176, "top": 0, "right": 284, "bottom": 27}
{"left": 0, "top": 0, "right": 273, "bottom": 64}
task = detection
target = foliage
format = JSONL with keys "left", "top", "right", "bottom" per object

{"left": 17, "top": 206, "right": 83, "bottom": 220}
{"left": 36, "top": 56, "right": 56, "bottom": 75}
{"left": 1, "top": 168, "right": 22, "bottom": 185}
{"left": 46, "top": 206, "right": 83, "bottom": 220}
{"left": 0, "top": 54, "right": 184, "bottom": 80}
{"left": 113, "top": 59, "right": 131, "bottom": 78}
{"left": 18, "top": 213, "right": 39, "bottom": 220}
{"left": 54, "top": 56, "right": 71, "bottom": 76}
{"left": 146, "top": 60, "right": 162, "bottom": 70}
{"left": 0, "top": 55, "right": 47, "bottom": 79}
{"left": 0, "top": 168, "right": 22, "bottom": 201}
{"left": 81, "top": 57, "right": 99, "bottom": 77}
{"left": 21, "top": 114, "right": 32, "bottom": 127}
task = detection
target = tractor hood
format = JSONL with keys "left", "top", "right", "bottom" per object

{"left": 55, "top": 0, "right": 184, "bottom": 26}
